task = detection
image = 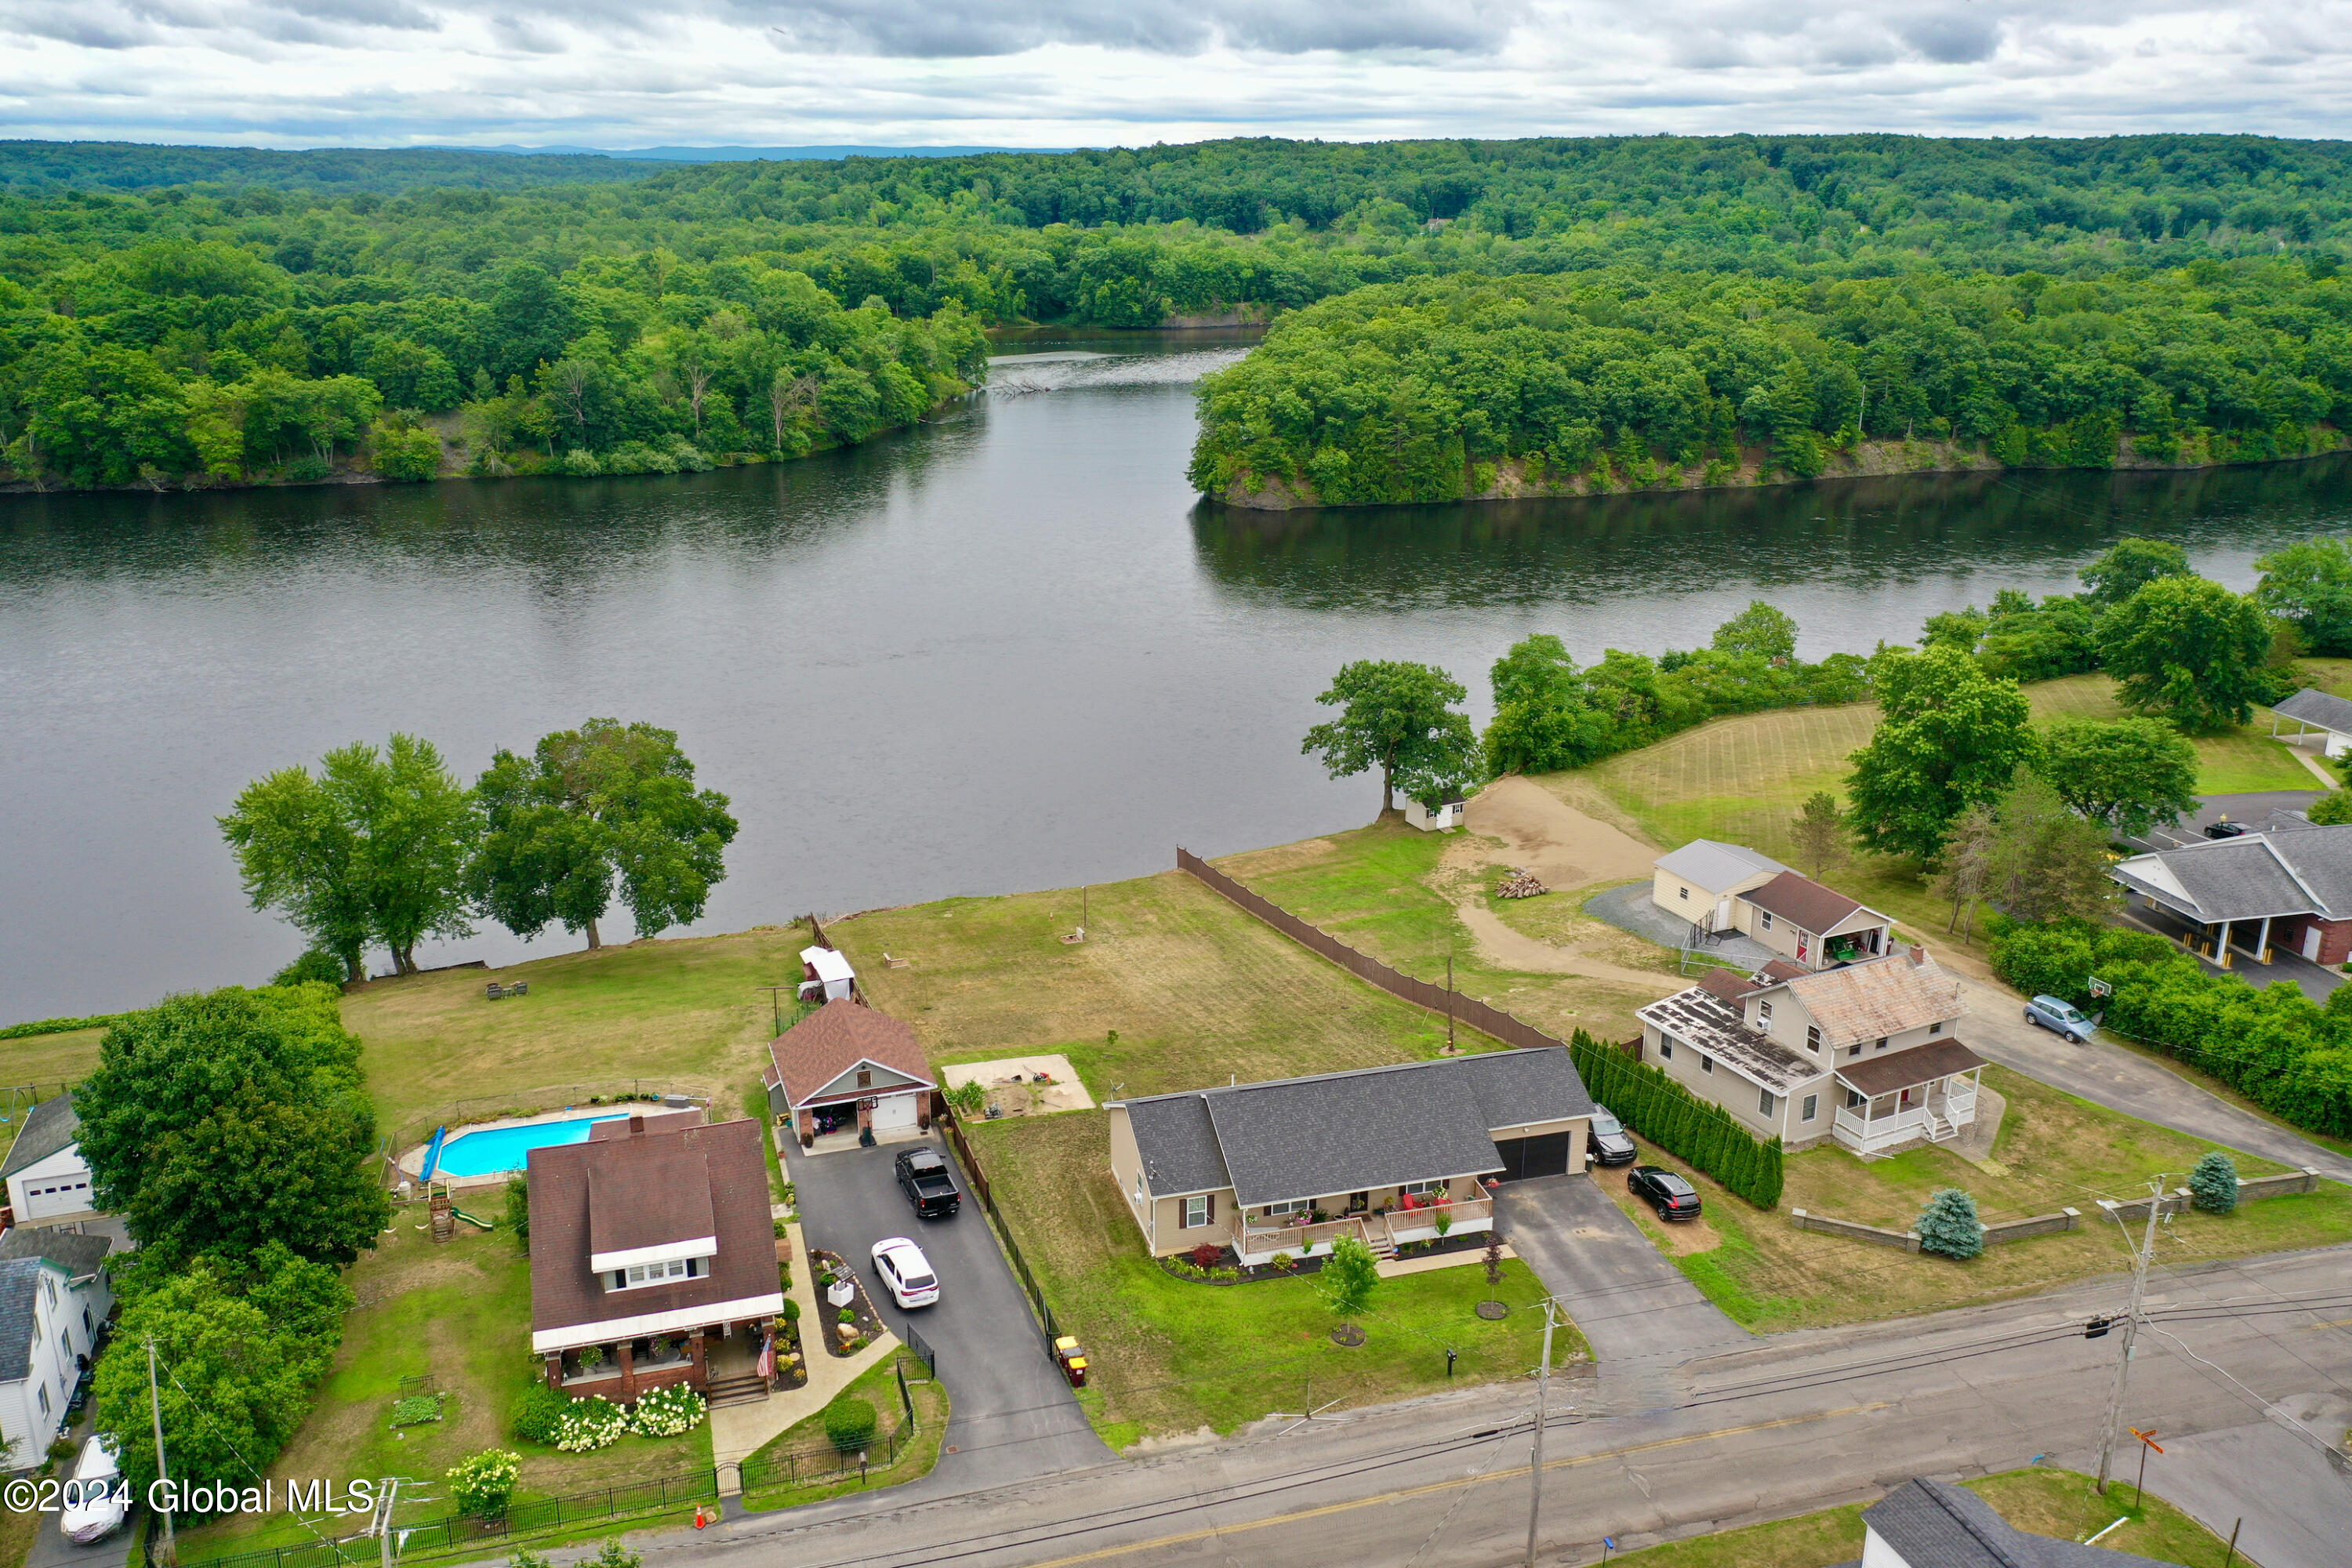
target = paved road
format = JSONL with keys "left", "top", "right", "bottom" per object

{"left": 782, "top": 1135, "right": 1113, "bottom": 1490}
{"left": 2143, "top": 1391, "right": 2352, "bottom": 1568}
{"left": 1496, "top": 1172, "right": 1748, "bottom": 1396}
{"left": 1958, "top": 976, "right": 2352, "bottom": 1185}
{"left": 2130, "top": 790, "right": 2325, "bottom": 851}
{"left": 588, "top": 1243, "right": 2352, "bottom": 1568}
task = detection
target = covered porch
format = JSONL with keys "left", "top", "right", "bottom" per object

{"left": 541, "top": 1313, "right": 776, "bottom": 1400}
{"left": 1233, "top": 1181, "right": 1497, "bottom": 1267}
{"left": 1831, "top": 1040, "right": 1988, "bottom": 1156}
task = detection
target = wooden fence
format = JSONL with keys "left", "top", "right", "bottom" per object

{"left": 1177, "top": 848, "right": 1571, "bottom": 1054}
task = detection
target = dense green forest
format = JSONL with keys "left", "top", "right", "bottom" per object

{"left": 1188, "top": 267, "right": 2352, "bottom": 506}
{"left": 5, "top": 132, "right": 2352, "bottom": 491}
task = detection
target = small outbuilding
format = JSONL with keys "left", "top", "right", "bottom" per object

{"left": 1403, "top": 793, "right": 1466, "bottom": 832}
{"left": 797, "top": 945, "right": 858, "bottom": 1003}
{"left": 1, "top": 1094, "right": 101, "bottom": 1232}
{"left": 2270, "top": 686, "right": 2352, "bottom": 759}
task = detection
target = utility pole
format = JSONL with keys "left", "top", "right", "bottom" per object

{"left": 2096, "top": 1176, "right": 2170, "bottom": 1494}
{"left": 376, "top": 1479, "right": 404, "bottom": 1568}
{"left": 146, "top": 1337, "right": 175, "bottom": 1567}
{"left": 757, "top": 985, "right": 791, "bottom": 1036}
{"left": 1526, "top": 1297, "right": 1557, "bottom": 1568}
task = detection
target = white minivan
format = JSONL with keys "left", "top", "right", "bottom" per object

{"left": 60, "top": 1435, "right": 130, "bottom": 1544}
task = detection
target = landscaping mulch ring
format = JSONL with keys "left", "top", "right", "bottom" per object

{"left": 1475, "top": 1301, "right": 1509, "bottom": 1321}
{"left": 1157, "top": 1229, "right": 1500, "bottom": 1287}
{"left": 810, "top": 1250, "right": 887, "bottom": 1357}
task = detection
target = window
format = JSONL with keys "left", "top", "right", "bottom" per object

{"left": 1846, "top": 1088, "right": 1867, "bottom": 1109}
{"left": 1400, "top": 1180, "right": 1445, "bottom": 1197}
{"left": 1849, "top": 1043, "right": 1861, "bottom": 1058}
{"left": 1802, "top": 1094, "right": 1818, "bottom": 1123}
{"left": 1758, "top": 1087, "right": 1777, "bottom": 1117}
{"left": 1657, "top": 1039, "right": 1673, "bottom": 1061}
{"left": 1760, "top": 911, "right": 1775, "bottom": 931}
{"left": 1758, "top": 1000, "right": 1773, "bottom": 1025}
{"left": 1678, "top": 885, "right": 1689, "bottom": 901}
{"left": 1805, "top": 1025, "right": 1820, "bottom": 1054}
{"left": 1700, "top": 1054, "right": 1715, "bottom": 1075}
{"left": 1929, "top": 1020, "right": 1944, "bottom": 1036}
{"left": 1132, "top": 1172, "right": 1145, "bottom": 1210}
{"left": 1266, "top": 1198, "right": 1306, "bottom": 1217}
{"left": 856, "top": 1069, "right": 873, "bottom": 1087}
{"left": 1875, "top": 1036, "right": 1889, "bottom": 1051}
{"left": 612, "top": 1257, "right": 703, "bottom": 1290}
{"left": 1182, "top": 1194, "right": 1214, "bottom": 1229}
{"left": 38, "top": 1385, "right": 49, "bottom": 1417}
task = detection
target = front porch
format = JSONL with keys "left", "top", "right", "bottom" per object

{"left": 1234, "top": 1195, "right": 1496, "bottom": 1267}
{"left": 543, "top": 1315, "right": 777, "bottom": 1403}
{"left": 1831, "top": 1040, "right": 1989, "bottom": 1156}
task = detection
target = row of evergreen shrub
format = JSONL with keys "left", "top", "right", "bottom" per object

{"left": 1988, "top": 916, "right": 2352, "bottom": 1139}
{"left": 1569, "top": 1029, "right": 1785, "bottom": 1209}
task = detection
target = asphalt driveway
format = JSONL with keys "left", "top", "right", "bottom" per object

{"left": 782, "top": 1135, "right": 1112, "bottom": 1490}
{"left": 1496, "top": 1172, "right": 1750, "bottom": 1383}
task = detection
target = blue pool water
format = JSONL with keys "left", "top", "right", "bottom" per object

{"left": 431, "top": 1112, "right": 630, "bottom": 1177}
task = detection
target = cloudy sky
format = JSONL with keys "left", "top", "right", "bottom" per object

{"left": 2, "top": 1, "right": 2347, "bottom": 150}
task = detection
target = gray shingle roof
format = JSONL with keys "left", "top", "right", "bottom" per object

{"left": 0, "top": 1258, "right": 53, "bottom": 1382}
{"left": 0, "top": 1094, "right": 80, "bottom": 1183}
{"left": 1126, "top": 1050, "right": 1592, "bottom": 1207}
{"left": 2112, "top": 833, "right": 2334, "bottom": 923}
{"left": 1861, "top": 1478, "right": 2178, "bottom": 1568}
{"left": 0, "top": 1229, "right": 112, "bottom": 1278}
{"left": 2274, "top": 686, "right": 2352, "bottom": 735}
{"left": 1653, "top": 840, "right": 1790, "bottom": 895}
{"left": 1636, "top": 987, "right": 1820, "bottom": 1093}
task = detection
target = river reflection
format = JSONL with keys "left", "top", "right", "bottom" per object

{"left": 2, "top": 333, "right": 2348, "bottom": 1018}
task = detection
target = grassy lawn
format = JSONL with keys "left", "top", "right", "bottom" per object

{"left": 1606, "top": 1467, "right": 2241, "bottom": 1568}
{"left": 1600, "top": 1065, "right": 2352, "bottom": 1333}
{"left": 967, "top": 1111, "right": 1577, "bottom": 1449}
{"left": 175, "top": 1215, "right": 715, "bottom": 1560}
{"left": 338, "top": 925, "right": 808, "bottom": 1138}
{"left": 830, "top": 868, "right": 1488, "bottom": 1098}
{"left": 740, "top": 1355, "right": 947, "bottom": 1510}
{"left": 1553, "top": 673, "right": 2322, "bottom": 955}
{"left": 1214, "top": 825, "right": 1671, "bottom": 1045}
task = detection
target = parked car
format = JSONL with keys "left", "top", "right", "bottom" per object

{"left": 1588, "top": 1105, "right": 1638, "bottom": 1167}
{"left": 1628, "top": 1165, "right": 1703, "bottom": 1221}
{"left": 2204, "top": 818, "right": 2248, "bottom": 839}
{"left": 2024, "top": 993, "right": 2097, "bottom": 1043}
{"left": 895, "top": 1147, "right": 962, "bottom": 1218}
{"left": 59, "top": 1436, "right": 129, "bottom": 1544}
{"left": 870, "top": 1236, "right": 941, "bottom": 1309}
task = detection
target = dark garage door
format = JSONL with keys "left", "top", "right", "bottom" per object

{"left": 1493, "top": 1132, "right": 1570, "bottom": 1181}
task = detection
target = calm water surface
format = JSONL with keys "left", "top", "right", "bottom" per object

{"left": 5, "top": 332, "right": 2350, "bottom": 1018}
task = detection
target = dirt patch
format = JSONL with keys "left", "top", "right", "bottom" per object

{"left": 1453, "top": 901, "right": 1678, "bottom": 991}
{"left": 1466, "top": 776, "right": 1658, "bottom": 892}
{"left": 939, "top": 1054, "right": 1094, "bottom": 1114}
{"left": 1600, "top": 1171, "right": 1726, "bottom": 1256}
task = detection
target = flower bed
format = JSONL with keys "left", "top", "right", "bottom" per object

{"left": 1157, "top": 1230, "right": 1499, "bottom": 1287}
{"left": 810, "top": 1249, "right": 886, "bottom": 1357}
{"left": 541, "top": 1385, "right": 710, "bottom": 1452}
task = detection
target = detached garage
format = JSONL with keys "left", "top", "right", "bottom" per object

{"left": 764, "top": 998, "right": 938, "bottom": 1153}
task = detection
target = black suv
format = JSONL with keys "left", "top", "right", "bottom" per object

{"left": 1588, "top": 1105, "right": 1638, "bottom": 1167}
{"left": 1628, "top": 1165, "right": 1702, "bottom": 1221}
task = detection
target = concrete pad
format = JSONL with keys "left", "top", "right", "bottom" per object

{"left": 938, "top": 1054, "right": 1094, "bottom": 1114}
{"left": 1375, "top": 1243, "right": 1516, "bottom": 1279}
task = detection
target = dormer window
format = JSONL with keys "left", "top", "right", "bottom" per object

{"left": 1929, "top": 1021, "right": 1943, "bottom": 1036}
{"left": 610, "top": 1256, "right": 703, "bottom": 1290}
{"left": 857, "top": 1069, "right": 873, "bottom": 1088}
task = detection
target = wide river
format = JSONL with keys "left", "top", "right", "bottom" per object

{"left": 5, "top": 332, "right": 2351, "bottom": 1020}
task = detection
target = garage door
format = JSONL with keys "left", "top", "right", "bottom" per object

{"left": 1492, "top": 1132, "right": 1570, "bottom": 1181}
{"left": 871, "top": 1091, "right": 920, "bottom": 1131}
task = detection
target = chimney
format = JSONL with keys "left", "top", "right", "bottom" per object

{"left": 1908, "top": 943, "right": 1929, "bottom": 967}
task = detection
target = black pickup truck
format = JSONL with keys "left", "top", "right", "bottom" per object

{"left": 895, "top": 1147, "right": 963, "bottom": 1218}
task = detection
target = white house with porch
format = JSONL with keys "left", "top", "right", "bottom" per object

{"left": 1636, "top": 946, "right": 1980, "bottom": 1155}
{"left": 1106, "top": 1051, "right": 1592, "bottom": 1269}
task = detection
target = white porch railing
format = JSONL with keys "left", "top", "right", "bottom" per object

{"left": 1834, "top": 1090, "right": 1978, "bottom": 1154}
{"left": 1235, "top": 1198, "right": 1495, "bottom": 1265}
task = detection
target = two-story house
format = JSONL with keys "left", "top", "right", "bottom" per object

{"left": 1635, "top": 946, "right": 1981, "bottom": 1153}
{"left": 0, "top": 1230, "right": 114, "bottom": 1473}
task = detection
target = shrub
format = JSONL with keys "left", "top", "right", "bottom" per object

{"left": 945, "top": 1080, "right": 988, "bottom": 1118}
{"left": 823, "top": 1395, "right": 878, "bottom": 1454}
{"left": 838, "top": 1307, "right": 855, "bottom": 1325}
{"left": 272, "top": 949, "right": 346, "bottom": 987}
{"left": 550, "top": 1396, "right": 629, "bottom": 1452}
{"left": 1189, "top": 1243, "right": 1223, "bottom": 1269}
{"left": 1916, "top": 1189, "right": 1985, "bottom": 1260}
{"left": 780, "top": 1296, "right": 800, "bottom": 1322}
{"left": 630, "top": 1384, "right": 706, "bottom": 1438}
{"left": 1433, "top": 1205, "right": 1453, "bottom": 1237}
{"left": 504, "top": 1177, "right": 529, "bottom": 1251}
{"left": 1568, "top": 1030, "right": 1784, "bottom": 1207}
{"left": 2189, "top": 1151, "right": 2241, "bottom": 1213}
{"left": 372, "top": 420, "right": 441, "bottom": 481}
{"left": 445, "top": 1449, "right": 521, "bottom": 1518}
{"left": 1269, "top": 1251, "right": 1295, "bottom": 1271}
{"left": 510, "top": 1384, "right": 568, "bottom": 1445}
{"left": 588, "top": 1541, "right": 641, "bottom": 1568}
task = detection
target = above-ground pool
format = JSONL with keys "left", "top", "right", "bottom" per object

{"left": 431, "top": 1112, "right": 631, "bottom": 1178}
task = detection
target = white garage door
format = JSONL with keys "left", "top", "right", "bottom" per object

{"left": 871, "top": 1091, "right": 920, "bottom": 1131}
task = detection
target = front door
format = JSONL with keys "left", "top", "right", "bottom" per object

{"left": 1715, "top": 897, "right": 1733, "bottom": 931}
{"left": 1346, "top": 1192, "right": 1368, "bottom": 1214}
{"left": 2307, "top": 924, "right": 2324, "bottom": 962}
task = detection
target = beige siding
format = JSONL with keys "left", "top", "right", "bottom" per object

{"left": 1151, "top": 1190, "right": 1238, "bottom": 1256}
{"left": 1643, "top": 1022, "right": 1828, "bottom": 1142}
{"left": 1106, "top": 1105, "right": 1150, "bottom": 1247}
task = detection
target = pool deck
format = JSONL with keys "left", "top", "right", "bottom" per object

{"left": 394, "top": 1104, "right": 644, "bottom": 1186}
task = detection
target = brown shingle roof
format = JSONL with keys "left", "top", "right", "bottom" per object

{"left": 588, "top": 1110, "right": 702, "bottom": 1142}
{"left": 1759, "top": 959, "right": 1809, "bottom": 982}
{"left": 1743, "top": 871, "right": 1875, "bottom": 935}
{"left": 528, "top": 1116, "right": 775, "bottom": 1341}
{"left": 765, "top": 999, "right": 935, "bottom": 1109}
{"left": 1835, "top": 1039, "right": 1987, "bottom": 1097}
{"left": 1697, "top": 967, "right": 1759, "bottom": 1004}
{"left": 1771, "top": 950, "right": 1964, "bottom": 1043}
{"left": 587, "top": 1141, "right": 714, "bottom": 1260}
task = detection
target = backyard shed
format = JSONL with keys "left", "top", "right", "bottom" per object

{"left": 797, "top": 945, "right": 858, "bottom": 1002}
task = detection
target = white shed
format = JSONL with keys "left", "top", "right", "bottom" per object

{"left": 1403, "top": 793, "right": 1466, "bottom": 832}
{"left": 797, "top": 945, "right": 858, "bottom": 1002}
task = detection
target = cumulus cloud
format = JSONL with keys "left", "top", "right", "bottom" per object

{"left": 1, "top": 0, "right": 2348, "bottom": 150}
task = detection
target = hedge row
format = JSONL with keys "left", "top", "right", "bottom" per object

{"left": 1570, "top": 1029, "right": 1785, "bottom": 1209}
{"left": 0, "top": 1012, "right": 122, "bottom": 1042}
{"left": 1989, "top": 917, "right": 2352, "bottom": 1139}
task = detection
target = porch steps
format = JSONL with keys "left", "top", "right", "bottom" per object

{"left": 705, "top": 1374, "right": 770, "bottom": 1409}
{"left": 1921, "top": 1111, "right": 1956, "bottom": 1143}
{"left": 1367, "top": 1235, "right": 1397, "bottom": 1261}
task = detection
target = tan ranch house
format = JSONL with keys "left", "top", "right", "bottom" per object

{"left": 1105, "top": 1050, "right": 1592, "bottom": 1268}
{"left": 1635, "top": 947, "right": 1981, "bottom": 1155}
{"left": 1651, "top": 840, "right": 1896, "bottom": 971}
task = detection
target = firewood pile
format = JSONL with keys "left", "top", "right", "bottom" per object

{"left": 1497, "top": 868, "right": 1548, "bottom": 899}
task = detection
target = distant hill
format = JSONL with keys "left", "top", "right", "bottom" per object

{"left": 0, "top": 141, "right": 670, "bottom": 194}
{"left": 459, "top": 144, "right": 1069, "bottom": 162}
